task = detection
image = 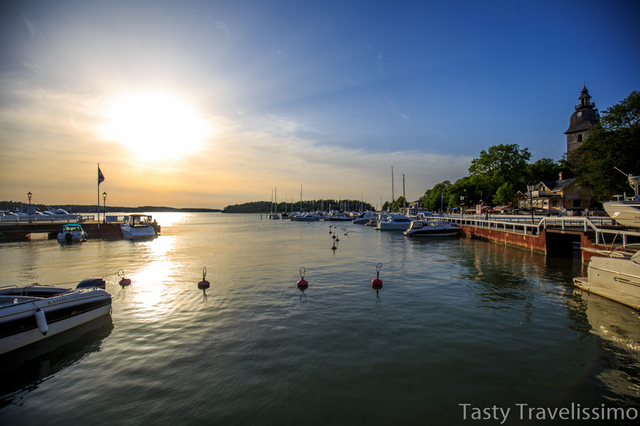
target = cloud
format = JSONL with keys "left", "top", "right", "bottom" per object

{"left": 21, "top": 14, "right": 38, "bottom": 37}
{"left": 382, "top": 96, "right": 411, "bottom": 122}
{"left": 377, "top": 53, "right": 383, "bottom": 73}
{"left": 215, "top": 21, "right": 230, "bottom": 34}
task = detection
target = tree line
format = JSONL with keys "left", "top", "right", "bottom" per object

{"left": 417, "top": 90, "right": 639, "bottom": 212}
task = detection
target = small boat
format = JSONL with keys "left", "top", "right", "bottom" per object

{"left": 375, "top": 213, "right": 413, "bottom": 231}
{"left": 352, "top": 211, "right": 378, "bottom": 224}
{"left": 603, "top": 172, "right": 640, "bottom": 229}
{"left": 326, "top": 211, "right": 352, "bottom": 221}
{"left": 0, "top": 279, "right": 112, "bottom": 355}
{"left": 403, "top": 219, "right": 461, "bottom": 237}
{"left": 573, "top": 248, "right": 640, "bottom": 311}
{"left": 57, "top": 224, "right": 87, "bottom": 242}
{"left": 121, "top": 214, "right": 157, "bottom": 240}
{"left": 293, "top": 212, "right": 320, "bottom": 222}
{"left": 42, "top": 208, "right": 82, "bottom": 221}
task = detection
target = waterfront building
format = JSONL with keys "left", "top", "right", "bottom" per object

{"left": 521, "top": 176, "right": 593, "bottom": 214}
{"left": 565, "top": 85, "right": 600, "bottom": 153}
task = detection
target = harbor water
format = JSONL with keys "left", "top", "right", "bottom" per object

{"left": 1, "top": 213, "right": 638, "bottom": 425}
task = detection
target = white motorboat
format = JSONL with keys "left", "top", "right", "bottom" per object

{"left": 121, "top": 214, "right": 157, "bottom": 240}
{"left": 42, "top": 208, "right": 82, "bottom": 221}
{"left": 293, "top": 212, "right": 320, "bottom": 222}
{"left": 352, "top": 211, "right": 378, "bottom": 224}
{"left": 326, "top": 211, "right": 352, "bottom": 221}
{"left": 57, "top": 224, "right": 88, "bottom": 242}
{"left": 573, "top": 248, "right": 640, "bottom": 311}
{"left": 403, "top": 219, "right": 461, "bottom": 237}
{"left": 0, "top": 279, "right": 112, "bottom": 355}
{"left": 603, "top": 173, "right": 640, "bottom": 229}
{"left": 375, "top": 213, "right": 413, "bottom": 231}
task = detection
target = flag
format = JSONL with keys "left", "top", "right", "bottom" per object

{"left": 98, "top": 167, "right": 105, "bottom": 184}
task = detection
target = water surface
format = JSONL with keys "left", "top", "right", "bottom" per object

{"left": 1, "top": 213, "right": 638, "bottom": 425}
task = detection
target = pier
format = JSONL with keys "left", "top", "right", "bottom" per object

{"left": 0, "top": 215, "right": 160, "bottom": 241}
{"left": 448, "top": 215, "right": 640, "bottom": 262}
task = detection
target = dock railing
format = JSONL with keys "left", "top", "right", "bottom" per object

{"left": 0, "top": 214, "right": 96, "bottom": 225}
{"left": 446, "top": 214, "right": 639, "bottom": 248}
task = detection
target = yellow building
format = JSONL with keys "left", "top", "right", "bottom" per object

{"left": 521, "top": 177, "right": 593, "bottom": 214}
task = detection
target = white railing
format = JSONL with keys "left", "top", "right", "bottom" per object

{"left": 447, "top": 214, "right": 639, "bottom": 247}
{"left": 0, "top": 214, "right": 95, "bottom": 225}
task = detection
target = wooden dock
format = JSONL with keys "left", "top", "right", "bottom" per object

{"left": 448, "top": 215, "right": 640, "bottom": 262}
{"left": 0, "top": 220, "right": 160, "bottom": 241}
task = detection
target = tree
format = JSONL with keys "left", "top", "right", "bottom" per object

{"left": 421, "top": 180, "right": 451, "bottom": 211}
{"left": 570, "top": 91, "right": 640, "bottom": 201}
{"left": 468, "top": 144, "right": 531, "bottom": 202}
{"left": 527, "top": 158, "right": 562, "bottom": 183}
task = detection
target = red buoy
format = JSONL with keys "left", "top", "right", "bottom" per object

{"left": 198, "top": 267, "right": 210, "bottom": 289}
{"left": 296, "top": 267, "right": 308, "bottom": 289}
{"left": 371, "top": 263, "right": 383, "bottom": 289}
{"left": 118, "top": 269, "right": 131, "bottom": 287}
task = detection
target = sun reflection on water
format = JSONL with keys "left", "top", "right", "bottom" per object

{"left": 128, "top": 236, "right": 182, "bottom": 321}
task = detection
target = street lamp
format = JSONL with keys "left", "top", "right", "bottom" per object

{"left": 27, "top": 191, "right": 32, "bottom": 223}
{"left": 460, "top": 195, "right": 464, "bottom": 216}
{"left": 102, "top": 192, "right": 107, "bottom": 224}
{"left": 527, "top": 184, "right": 535, "bottom": 223}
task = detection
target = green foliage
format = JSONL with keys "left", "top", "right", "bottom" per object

{"left": 493, "top": 182, "right": 517, "bottom": 206}
{"left": 526, "top": 158, "right": 563, "bottom": 183}
{"left": 421, "top": 181, "right": 450, "bottom": 211}
{"left": 468, "top": 144, "right": 531, "bottom": 197}
{"left": 570, "top": 91, "right": 640, "bottom": 201}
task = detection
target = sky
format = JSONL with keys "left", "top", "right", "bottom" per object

{"left": 1, "top": 0, "right": 639, "bottom": 209}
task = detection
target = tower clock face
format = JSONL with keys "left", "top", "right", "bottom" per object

{"left": 577, "top": 112, "right": 582, "bottom": 117}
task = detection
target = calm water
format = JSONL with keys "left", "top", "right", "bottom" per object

{"left": 1, "top": 213, "right": 638, "bottom": 425}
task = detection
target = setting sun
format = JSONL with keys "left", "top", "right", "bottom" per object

{"left": 102, "top": 92, "right": 212, "bottom": 161}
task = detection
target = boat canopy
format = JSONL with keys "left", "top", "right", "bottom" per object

{"left": 60, "top": 224, "right": 83, "bottom": 231}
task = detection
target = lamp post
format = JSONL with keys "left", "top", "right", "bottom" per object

{"left": 460, "top": 195, "right": 464, "bottom": 216}
{"left": 527, "top": 184, "right": 535, "bottom": 223}
{"left": 27, "top": 191, "right": 32, "bottom": 223}
{"left": 102, "top": 192, "right": 107, "bottom": 224}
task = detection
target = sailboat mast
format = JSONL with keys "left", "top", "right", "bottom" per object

{"left": 391, "top": 166, "right": 395, "bottom": 212}
{"left": 403, "top": 174, "right": 406, "bottom": 215}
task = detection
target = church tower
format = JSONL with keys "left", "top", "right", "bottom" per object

{"left": 565, "top": 85, "right": 599, "bottom": 153}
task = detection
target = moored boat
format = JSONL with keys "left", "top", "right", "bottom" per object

{"left": 603, "top": 173, "right": 640, "bottom": 229}
{"left": 0, "top": 279, "right": 112, "bottom": 355}
{"left": 57, "top": 223, "right": 88, "bottom": 242}
{"left": 375, "top": 213, "right": 412, "bottom": 231}
{"left": 573, "top": 247, "right": 640, "bottom": 311}
{"left": 403, "top": 219, "right": 461, "bottom": 237}
{"left": 121, "top": 214, "right": 157, "bottom": 240}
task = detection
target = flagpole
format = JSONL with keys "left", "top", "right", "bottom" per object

{"left": 97, "top": 163, "right": 100, "bottom": 229}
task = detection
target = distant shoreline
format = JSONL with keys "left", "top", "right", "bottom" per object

{"left": 0, "top": 201, "right": 221, "bottom": 213}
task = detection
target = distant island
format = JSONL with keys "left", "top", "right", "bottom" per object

{"left": 0, "top": 201, "right": 220, "bottom": 213}
{"left": 222, "top": 199, "right": 375, "bottom": 213}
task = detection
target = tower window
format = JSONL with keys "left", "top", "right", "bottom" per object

{"left": 577, "top": 134, "right": 583, "bottom": 142}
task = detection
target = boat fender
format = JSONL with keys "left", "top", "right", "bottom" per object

{"left": 198, "top": 267, "right": 210, "bottom": 289}
{"left": 296, "top": 267, "right": 308, "bottom": 290}
{"left": 35, "top": 309, "right": 48, "bottom": 335}
{"left": 371, "top": 263, "right": 383, "bottom": 289}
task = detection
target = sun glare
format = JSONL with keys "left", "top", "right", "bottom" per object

{"left": 102, "top": 92, "right": 212, "bottom": 161}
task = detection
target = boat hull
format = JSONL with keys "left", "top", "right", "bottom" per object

{"left": 404, "top": 229, "right": 460, "bottom": 237}
{"left": 0, "top": 289, "right": 112, "bottom": 355}
{"left": 121, "top": 225, "right": 156, "bottom": 240}
{"left": 573, "top": 255, "right": 640, "bottom": 310}
{"left": 603, "top": 201, "right": 640, "bottom": 228}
